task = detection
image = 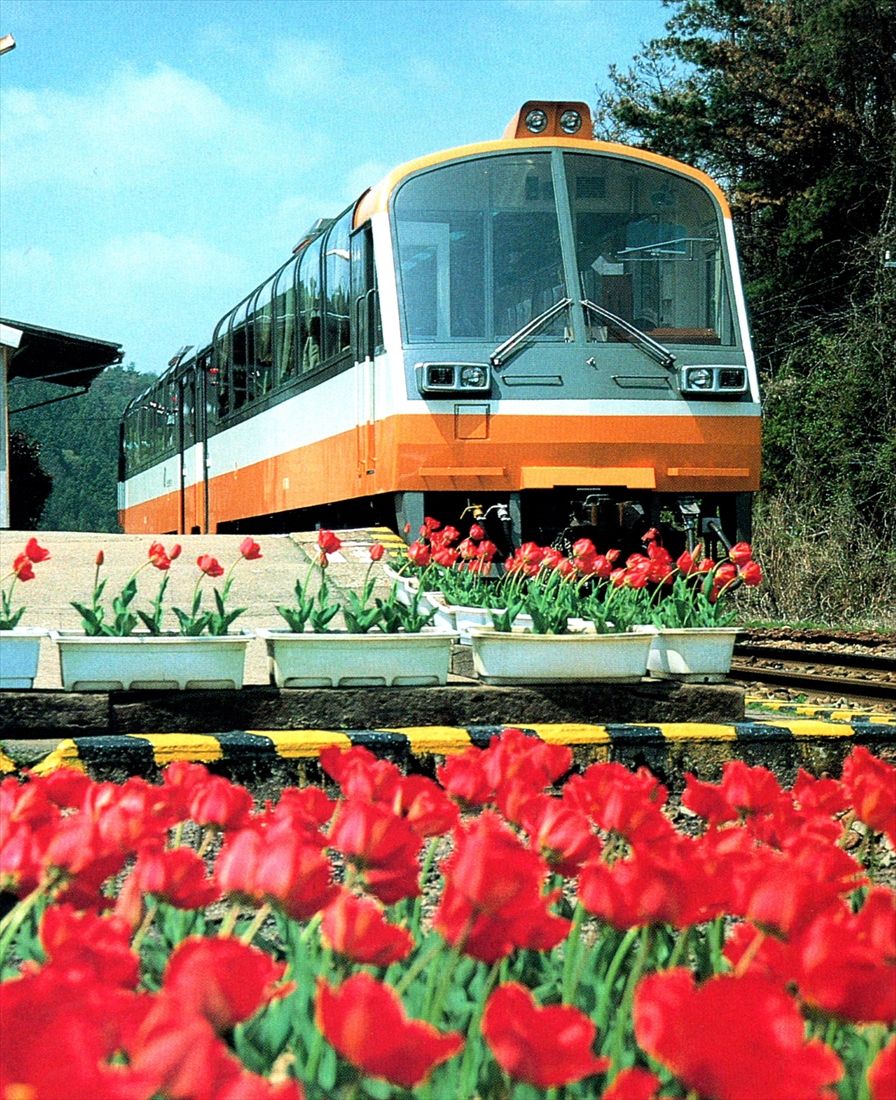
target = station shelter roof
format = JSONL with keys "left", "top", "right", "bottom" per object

{"left": 1, "top": 318, "right": 123, "bottom": 389}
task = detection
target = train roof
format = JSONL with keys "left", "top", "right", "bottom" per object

{"left": 354, "top": 99, "right": 730, "bottom": 228}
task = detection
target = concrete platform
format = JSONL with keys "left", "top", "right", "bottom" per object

{"left": 0, "top": 674, "right": 745, "bottom": 737}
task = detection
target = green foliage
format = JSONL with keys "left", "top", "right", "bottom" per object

{"left": 595, "top": 0, "right": 896, "bottom": 624}
{"left": 9, "top": 364, "right": 156, "bottom": 531}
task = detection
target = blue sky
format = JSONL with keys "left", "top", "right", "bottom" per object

{"left": 1, "top": 0, "right": 669, "bottom": 376}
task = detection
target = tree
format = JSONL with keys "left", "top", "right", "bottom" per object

{"left": 596, "top": 0, "right": 896, "bottom": 531}
{"left": 595, "top": 0, "right": 896, "bottom": 352}
{"left": 8, "top": 365, "right": 156, "bottom": 532}
{"left": 8, "top": 431, "right": 53, "bottom": 529}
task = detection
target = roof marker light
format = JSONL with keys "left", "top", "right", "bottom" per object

{"left": 525, "top": 109, "right": 548, "bottom": 134}
{"left": 559, "top": 109, "right": 582, "bottom": 134}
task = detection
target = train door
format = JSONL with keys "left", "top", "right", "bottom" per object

{"left": 352, "top": 226, "right": 381, "bottom": 488}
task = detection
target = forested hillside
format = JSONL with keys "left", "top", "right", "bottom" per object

{"left": 9, "top": 365, "right": 155, "bottom": 532}
{"left": 595, "top": 0, "right": 896, "bottom": 624}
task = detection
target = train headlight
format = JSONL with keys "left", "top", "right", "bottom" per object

{"left": 525, "top": 108, "right": 548, "bottom": 134}
{"left": 417, "top": 362, "right": 491, "bottom": 395}
{"left": 686, "top": 368, "right": 713, "bottom": 390}
{"left": 460, "top": 365, "right": 488, "bottom": 388}
{"left": 679, "top": 365, "right": 749, "bottom": 396}
{"left": 559, "top": 109, "right": 582, "bottom": 134}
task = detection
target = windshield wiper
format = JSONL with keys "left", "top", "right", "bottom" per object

{"left": 580, "top": 299, "right": 677, "bottom": 371}
{"left": 489, "top": 297, "right": 572, "bottom": 368}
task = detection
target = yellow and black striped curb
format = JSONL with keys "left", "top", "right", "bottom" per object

{"left": 744, "top": 697, "right": 895, "bottom": 722}
{"left": 3, "top": 714, "right": 891, "bottom": 778}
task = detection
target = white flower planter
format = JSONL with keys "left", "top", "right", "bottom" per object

{"left": 0, "top": 628, "right": 46, "bottom": 689}
{"left": 448, "top": 605, "right": 537, "bottom": 645}
{"left": 382, "top": 565, "right": 440, "bottom": 614}
{"left": 645, "top": 627, "right": 739, "bottom": 683}
{"left": 258, "top": 628, "right": 456, "bottom": 688}
{"left": 51, "top": 631, "right": 253, "bottom": 691}
{"left": 469, "top": 629, "right": 652, "bottom": 685}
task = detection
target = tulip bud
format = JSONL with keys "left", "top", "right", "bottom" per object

{"left": 169, "top": 543, "right": 182, "bottom": 560}
{"left": 369, "top": 543, "right": 385, "bottom": 562}
{"left": 95, "top": 549, "right": 105, "bottom": 566}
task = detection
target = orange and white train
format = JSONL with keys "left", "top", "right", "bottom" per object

{"left": 119, "top": 100, "right": 761, "bottom": 553}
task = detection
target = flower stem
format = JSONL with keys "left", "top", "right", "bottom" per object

{"left": 561, "top": 900, "right": 586, "bottom": 1003}
{"left": 609, "top": 924, "right": 653, "bottom": 1072}
{"left": 0, "top": 879, "right": 52, "bottom": 965}
{"left": 239, "top": 902, "right": 272, "bottom": 945}
{"left": 218, "top": 901, "right": 243, "bottom": 938}
{"left": 131, "top": 900, "right": 160, "bottom": 953}
{"left": 594, "top": 925, "right": 639, "bottom": 1034}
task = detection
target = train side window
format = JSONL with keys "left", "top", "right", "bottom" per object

{"left": 212, "top": 314, "right": 231, "bottom": 419}
{"left": 230, "top": 297, "right": 251, "bottom": 409}
{"left": 274, "top": 257, "right": 298, "bottom": 381}
{"left": 351, "top": 224, "right": 382, "bottom": 360}
{"left": 181, "top": 371, "right": 195, "bottom": 448}
{"left": 324, "top": 209, "right": 352, "bottom": 362}
{"left": 299, "top": 235, "right": 323, "bottom": 373}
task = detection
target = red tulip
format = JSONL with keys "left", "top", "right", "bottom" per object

{"left": 869, "top": 1037, "right": 896, "bottom": 1100}
{"left": 320, "top": 889, "right": 413, "bottom": 966}
{"left": 216, "top": 822, "right": 336, "bottom": 921}
{"left": 39, "top": 904, "right": 139, "bottom": 988}
{"left": 196, "top": 553, "right": 224, "bottom": 577}
{"left": 469, "top": 522, "right": 486, "bottom": 541}
{"left": 315, "top": 973, "right": 463, "bottom": 1088}
{"left": 842, "top": 746, "right": 896, "bottom": 843}
{"left": 163, "top": 936, "right": 290, "bottom": 1033}
{"left": 126, "top": 842, "right": 219, "bottom": 911}
{"left": 23, "top": 537, "right": 50, "bottom": 563}
{"left": 95, "top": 548, "right": 105, "bottom": 566}
{"left": 729, "top": 541, "right": 753, "bottom": 565}
{"left": 434, "top": 811, "right": 569, "bottom": 962}
{"left": 186, "top": 774, "right": 253, "bottom": 830}
{"left": 599, "top": 1066, "right": 665, "bottom": 1100}
{"left": 239, "top": 536, "right": 262, "bottom": 560}
{"left": 407, "top": 540, "right": 431, "bottom": 567}
{"left": 148, "top": 541, "right": 172, "bottom": 570}
{"left": 328, "top": 798, "right": 422, "bottom": 904}
{"left": 483, "top": 982, "right": 609, "bottom": 1088}
{"left": 169, "top": 543, "right": 182, "bottom": 560}
{"left": 739, "top": 559, "right": 763, "bottom": 586}
{"left": 369, "top": 542, "right": 384, "bottom": 562}
{"left": 634, "top": 968, "right": 843, "bottom": 1100}
{"left": 791, "top": 889, "right": 896, "bottom": 1023}
{"left": 317, "top": 529, "right": 341, "bottom": 554}
{"left": 12, "top": 553, "right": 35, "bottom": 581}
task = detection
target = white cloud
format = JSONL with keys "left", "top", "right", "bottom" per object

{"left": 0, "top": 63, "right": 323, "bottom": 192}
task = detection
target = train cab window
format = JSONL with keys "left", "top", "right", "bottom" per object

{"left": 324, "top": 210, "right": 352, "bottom": 361}
{"left": 564, "top": 153, "right": 734, "bottom": 345}
{"left": 299, "top": 236, "right": 323, "bottom": 372}
{"left": 393, "top": 153, "right": 566, "bottom": 343}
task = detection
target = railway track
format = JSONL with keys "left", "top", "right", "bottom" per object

{"left": 731, "top": 637, "right": 896, "bottom": 704}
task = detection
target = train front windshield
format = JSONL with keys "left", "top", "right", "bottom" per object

{"left": 393, "top": 150, "right": 736, "bottom": 347}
